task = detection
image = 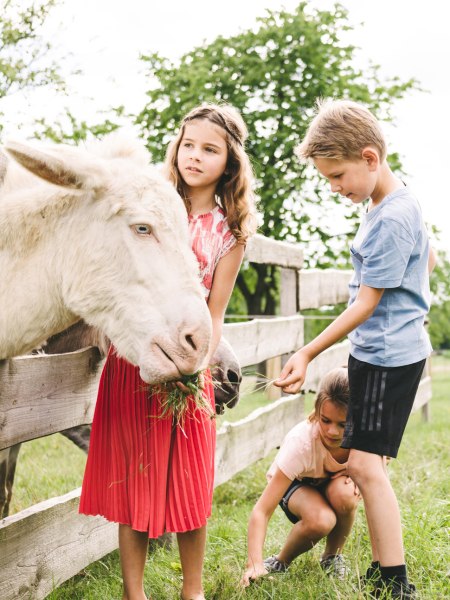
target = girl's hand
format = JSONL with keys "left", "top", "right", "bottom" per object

{"left": 330, "top": 471, "right": 361, "bottom": 497}
{"left": 166, "top": 381, "right": 190, "bottom": 394}
{"left": 167, "top": 372, "right": 205, "bottom": 395}
{"left": 347, "top": 476, "right": 361, "bottom": 497}
{"left": 241, "top": 563, "right": 268, "bottom": 587}
{"left": 274, "top": 349, "right": 310, "bottom": 394}
{"left": 197, "top": 371, "right": 205, "bottom": 390}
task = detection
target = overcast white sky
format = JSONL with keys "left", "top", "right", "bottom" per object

{"left": 2, "top": 0, "right": 449, "bottom": 252}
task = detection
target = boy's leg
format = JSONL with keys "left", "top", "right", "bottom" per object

{"left": 119, "top": 524, "right": 149, "bottom": 600}
{"left": 347, "top": 450, "right": 404, "bottom": 565}
{"left": 323, "top": 475, "right": 360, "bottom": 557}
{"left": 360, "top": 458, "right": 390, "bottom": 580}
{"left": 343, "top": 357, "right": 425, "bottom": 597}
{"left": 276, "top": 486, "right": 337, "bottom": 565}
{"left": 177, "top": 525, "right": 206, "bottom": 600}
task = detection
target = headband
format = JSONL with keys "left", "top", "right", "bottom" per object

{"left": 183, "top": 114, "right": 243, "bottom": 146}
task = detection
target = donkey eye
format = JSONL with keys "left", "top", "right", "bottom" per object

{"left": 132, "top": 224, "right": 152, "bottom": 236}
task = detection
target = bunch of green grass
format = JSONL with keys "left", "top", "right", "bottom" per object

{"left": 158, "top": 370, "right": 215, "bottom": 426}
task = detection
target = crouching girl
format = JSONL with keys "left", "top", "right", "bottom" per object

{"left": 241, "top": 367, "right": 361, "bottom": 586}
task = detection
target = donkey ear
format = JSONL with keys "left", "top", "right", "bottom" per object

{"left": 3, "top": 141, "right": 105, "bottom": 190}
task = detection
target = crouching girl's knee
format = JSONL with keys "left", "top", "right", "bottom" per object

{"left": 326, "top": 476, "right": 360, "bottom": 515}
{"left": 302, "top": 508, "right": 337, "bottom": 537}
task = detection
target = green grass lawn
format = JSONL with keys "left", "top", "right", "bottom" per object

{"left": 10, "top": 355, "right": 450, "bottom": 599}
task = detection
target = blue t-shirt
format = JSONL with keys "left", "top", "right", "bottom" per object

{"left": 348, "top": 186, "right": 432, "bottom": 367}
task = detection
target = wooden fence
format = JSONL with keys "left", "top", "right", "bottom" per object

{"left": 0, "top": 234, "right": 432, "bottom": 599}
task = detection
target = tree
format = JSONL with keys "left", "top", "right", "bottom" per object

{"left": 32, "top": 108, "right": 121, "bottom": 144}
{"left": 0, "top": 0, "right": 64, "bottom": 137}
{"left": 134, "top": 2, "right": 415, "bottom": 315}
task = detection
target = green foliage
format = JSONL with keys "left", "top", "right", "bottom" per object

{"left": 302, "top": 303, "right": 347, "bottom": 344}
{"left": 0, "top": 0, "right": 64, "bottom": 136}
{"left": 32, "top": 108, "right": 122, "bottom": 144}
{"left": 429, "top": 249, "right": 450, "bottom": 349}
{"left": 134, "top": 2, "right": 417, "bottom": 314}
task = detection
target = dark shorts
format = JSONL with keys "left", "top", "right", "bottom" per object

{"left": 342, "top": 355, "right": 426, "bottom": 458}
{"left": 279, "top": 478, "right": 328, "bottom": 524}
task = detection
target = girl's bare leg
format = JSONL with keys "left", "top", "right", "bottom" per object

{"left": 177, "top": 525, "right": 207, "bottom": 600}
{"left": 277, "top": 487, "right": 337, "bottom": 564}
{"left": 119, "top": 524, "right": 149, "bottom": 600}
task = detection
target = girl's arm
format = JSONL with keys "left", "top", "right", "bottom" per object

{"left": 241, "top": 468, "right": 292, "bottom": 587}
{"left": 205, "top": 243, "right": 245, "bottom": 365}
{"left": 275, "top": 284, "right": 384, "bottom": 394}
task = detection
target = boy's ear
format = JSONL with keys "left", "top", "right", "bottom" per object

{"left": 361, "top": 146, "right": 380, "bottom": 170}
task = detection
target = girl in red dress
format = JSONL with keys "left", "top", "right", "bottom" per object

{"left": 79, "top": 104, "right": 257, "bottom": 600}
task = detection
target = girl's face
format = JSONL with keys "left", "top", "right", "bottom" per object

{"left": 177, "top": 119, "right": 228, "bottom": 193}
{"left": 317, "top": 399, "right": 347, "bottom": 450}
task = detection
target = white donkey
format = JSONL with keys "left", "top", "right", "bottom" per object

{"left": 0, "top": 135, "right": 212, "bottom": 383}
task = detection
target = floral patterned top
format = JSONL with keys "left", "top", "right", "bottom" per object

{"left": 188, "top": 204, "right": 237, "bottom": 300}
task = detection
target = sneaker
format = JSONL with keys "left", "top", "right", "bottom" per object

{"left": 263, "top": 555, "right": 288, "bottom": 573}
{"left": 320, "top": 554, "right": 349, "bottom": 580}
{"left": 373, "top": 580, "right": 417, "bottom": 599}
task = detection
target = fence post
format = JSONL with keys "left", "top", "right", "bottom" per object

{"left": 266, "top": 267, "right": 300, "bottom": 401}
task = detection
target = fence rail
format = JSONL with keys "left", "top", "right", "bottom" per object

{"left": 0, "top": 234, "right": 431, "bottom": 599}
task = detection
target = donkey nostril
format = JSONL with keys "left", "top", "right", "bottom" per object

{"left": 185, "top": 334, "right": 197, "bottom": 351}
{"left": 227, "top": 369, "right": 239, "bottom": 384}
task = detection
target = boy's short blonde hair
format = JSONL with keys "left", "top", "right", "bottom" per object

{"left": 296, "top": 99, "right": 387, "bottom": 162}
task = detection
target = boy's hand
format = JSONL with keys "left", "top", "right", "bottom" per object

{"left": 274, "top": 349, "right": 310, "bottom": 394}
{"left": 241, "top": 563, "right": 269, "bottom": 587}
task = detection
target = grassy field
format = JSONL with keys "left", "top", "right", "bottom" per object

{"left": 9, "top": 355, "right": 450, "bottom": 599}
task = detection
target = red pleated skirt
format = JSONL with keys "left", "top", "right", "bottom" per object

{"left": 79, "top": 347, "right": 216, "bottom": 538}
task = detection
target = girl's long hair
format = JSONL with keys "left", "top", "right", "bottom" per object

{"left": 308, "top": 367, "right": 349, "bottom": 422}
{"left": 164, "top": 103, "right": 258, "bottom": 244}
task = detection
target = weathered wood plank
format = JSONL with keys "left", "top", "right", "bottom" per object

{"left": 0, "top": 332, "right": 431, "bottom": 451}
{"left": 299, "top": 269, "right": 352, "bottom": 309}
{"left": 280, "top": 268, "right": 298, "bottom": 316}
{"left": 245, "top": 234, "right": 304, "bottom": 269}
{"left": 223, "top": 316, "right": 304, "bottom": 367}
{"left": 0, "top": 349, "right": 104, "bottom": 449}
{"left": 0, "top": 318, "right": 305, "bottom": 449}
{"left": 413, "top": 376, "right": 432, "bottom": 416}
{"left": 0, "top": 489, "right": 117, "bottom": 600}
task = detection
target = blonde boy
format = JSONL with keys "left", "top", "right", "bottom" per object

{"left": 275, "top": 99, "right": 435, "bottom": 599}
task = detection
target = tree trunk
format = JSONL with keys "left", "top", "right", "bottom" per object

{"left": 236, "top": 264, "right": 279, "bottom": 316}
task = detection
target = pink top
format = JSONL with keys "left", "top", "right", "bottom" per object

{"left": 188, "top": 204, "right": 237, "bottom": 299}
{"left": 267, "top": 420, "right": 347, "bottom": 483}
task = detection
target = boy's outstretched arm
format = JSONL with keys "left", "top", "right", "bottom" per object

{"left": 428, "top": 246, "right": 437, "bottom": 274}
{"left": 275, "top": 285, "right": 384, "bottom": 394}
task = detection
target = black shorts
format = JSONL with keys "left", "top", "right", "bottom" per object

{"left": 342, "top": 355, "right": 426, "bottom": 458}
{"left": 279, "top": 478, "right": 328, "bottom": 524}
